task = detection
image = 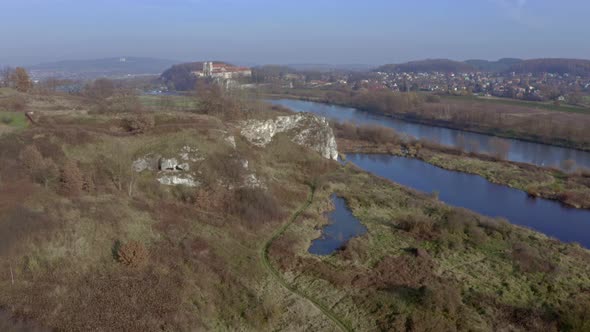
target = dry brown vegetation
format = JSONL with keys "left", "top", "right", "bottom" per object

{"left": 0, "top": 94, "right": 27, "bottom": 112}
{"left": 0, "top": 88, "right": 339, "bottom": 330}
{"left": 269, "top": 165, "right": 590, "bottom": 331}
{"left": 0, "top": 86, "right": 589, "bottom": 331}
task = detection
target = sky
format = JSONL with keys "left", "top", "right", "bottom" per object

{"left": 0, "top": 0, "right": 589, "bottom": 66}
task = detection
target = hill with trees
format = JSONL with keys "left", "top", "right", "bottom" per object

{"left": 375, "top": 59, "right": 476, "bottom": 73}
{"left": 374, "top": 58, "right": 590, "bottom": 76}
{"left": 159, "top": 61, "right": 230, "bottom": 91}
{"left": 465, "top": 58, "right": 523, "bottom": 72}
{"left": 506, "top": 58, "right": 590, "bottom": 76}
{"left": 28, "top": 57, "right": 178, "bottom": 79}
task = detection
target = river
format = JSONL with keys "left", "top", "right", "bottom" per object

{"left": 268, "top": 99, "right": 590, "bottom": 248}
{"left": 270, "top": 99, "right": 590, "bottom": 170}
{"left": 348, "top": 154, "right": 590, "bottom": 247}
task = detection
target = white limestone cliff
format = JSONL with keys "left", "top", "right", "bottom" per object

{"left": 240, "top": 112, "right": 338, "bottom": 160}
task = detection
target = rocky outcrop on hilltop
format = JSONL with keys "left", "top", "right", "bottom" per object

{"left": 132, "top": 146, "right": 203, "bottom": 187}
{"left": 132, "top": 145, "right": 264, "bottom": 189}
{"left": 240, "top": 113, "right": 338, "bottom": 160}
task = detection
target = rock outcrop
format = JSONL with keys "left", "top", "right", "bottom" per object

{"left": 133, "top": 146, "right": 203, "bottom": 187}
{"left": 240, "top": 113, "right": 338, "bottom": 160}
{"left": 157, "top": 174, "right": 199, "bottom": 187}
{"left": 132, "top": 154, "right": 160, "bottom": 172}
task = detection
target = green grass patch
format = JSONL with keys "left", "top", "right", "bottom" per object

{"left": 0, "top": 111, "right": 28, "bottom": 129}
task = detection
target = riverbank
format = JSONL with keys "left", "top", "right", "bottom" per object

{"left": 336, "top": 134, "right": 590, "bottom": 209}
{"left": 270, "top": 163, "right": 590, "bottom": 331}
{"left": 263, "top": 92, "right": 590, "bottom": 152}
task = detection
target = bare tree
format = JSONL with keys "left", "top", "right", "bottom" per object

{"left": 19, "top": 145, "right": 59, "bottom": 188}
{"left": 0, "top": 67, "right": 14, "bottom": 88}
{"left": 59, "top": 160, "right": 84, "bottom": 196}
{"left": 86, "top": 78, "right": 115, "bottom": 100}
{"left": 12, "top": 67, "right": 32, "bottom": 92}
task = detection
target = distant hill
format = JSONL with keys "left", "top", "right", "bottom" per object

{"left": 506, "top": 58, "right": 590, "bottom": 76}
{"left": 28, "top": 57, "right": 178, "bottom": 79}
{"left": 286, "top": 64, "right": 373, "bottom": 72}
{"left": 465, "top": 58, "right": 523, "bottom": 72}
{"left": 160, "top": 61, "right": 230, "bottom": 91}
{"left": 375, "top": 59, "right": 476, "bottom": 73}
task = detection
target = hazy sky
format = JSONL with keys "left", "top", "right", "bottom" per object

{"left": 1, "top": 0, "right": 589, "bottom": 66}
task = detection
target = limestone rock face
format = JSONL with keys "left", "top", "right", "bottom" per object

{"left": 240, "top": 112, "right": 338, "bottom": 160}
{"left": 159, "top": 158, "right": 179, "bottom": 171}
{"left": 132, "top": 154, "right": 160, "bottom": 172}
{"left": 157, "top": 174, "right": 199, "bottom": 187}
{"left": 132, "top": 146, "right": 202, "bottom": 187}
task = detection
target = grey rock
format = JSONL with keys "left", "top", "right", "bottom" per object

{"left": 159, "top": 158, "right": 179, "bottom": 171}
{"left": 176, "top": 163, "right": 190, "bottom": 171}
{"left": 157, "top": 174, "right": 199, "bottom": 187}
{"left": 133, "top": 154, "right": 160, "bottom": 172}
{"left": 240, "top": 112, "right": 338, "bottom": 160}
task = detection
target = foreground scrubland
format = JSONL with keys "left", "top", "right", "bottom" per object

{"left": 0, "top": 87, "right": 589, "bottom": 331}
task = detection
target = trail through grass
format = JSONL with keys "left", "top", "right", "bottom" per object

{"left": 260, "top": 185, "right": 352, "bottom": 332}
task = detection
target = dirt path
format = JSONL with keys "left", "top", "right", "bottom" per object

{"left": 260, "top": 186, "right": 352, "bottom": 332}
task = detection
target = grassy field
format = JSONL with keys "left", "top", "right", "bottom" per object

{"left": 1, "top": 90, "right": 590, "bottom": 330}
{"left": 441, "top": 94, "right": 590, "bottom": 115}
{"left": 139, "top": 94, "right": 200, "bottom": 111}
{"left": 0, "top": 111, "right": 27, "bottom": 129}
{"left": 271, "top": 164, "right": 590, "bottom": 331}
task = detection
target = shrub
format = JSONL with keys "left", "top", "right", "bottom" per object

{"left": 85, "top": 78, "right": 115, "bottom": 100}
{"left": 0, "top": 116, "right": 13, "bottom": 124}
{"left": 110, "top": 92, "right": 143, "bottom": 113}
{"left": 419, "top": 282, "right": 463, "bottom": 315}
{"left": 333, "top": 121, "right": 358, "bottom": 140}
{"left": 116, "top": 240, "right": 148, "bottom": 267}
{"left": 397, "top": 214, "right": 438, "bottom": 240}
{"left": 196, "top": 82, "right": 242, "bottom": 120}
{"left": 466, "top": 224, "right": 488, "bottom": 245}
{"left": 442, "top": 209, "right": 472, "bottom": 234}
{"left": 59, "top": 160, "right": 84, "bottom": 196}
{"left": 559, "top": 294, "right": 590, "bottom": 332}
{"left": 121, "top": 113, "right": 155, "bottom": 134}
{"left": 205, "top": 152, "right": 246, "bottom": 184}
{"left": 511, "top": 242, "right": 555, "bottom": 273}
{"left": 357, "top": 124, "right": 399, "bottom": 144}
{"left": 20, "top": 145, "right": 44, "bottom": 172}
{"left": 171, "top": 185, "right": 197, "bottom": 204}
{"left": 19, "top": 145, "right": 59, "bottom": 187}
{"left": 226, "top": 188, "right": 283, "bottom": 223}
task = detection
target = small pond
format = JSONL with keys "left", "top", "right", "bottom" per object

{"left": 308, "top": 195, "right": 368, "bottom": 255}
